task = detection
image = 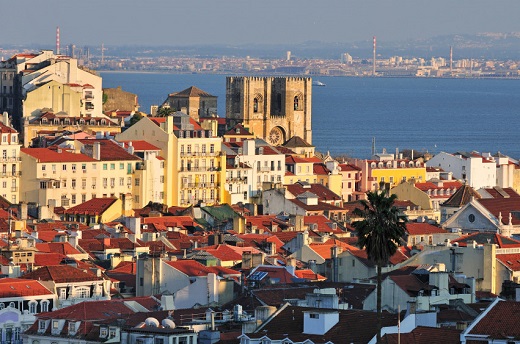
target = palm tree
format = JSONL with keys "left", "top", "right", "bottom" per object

{"left": 352, "top": 184, "right": 408, "bottom": 343}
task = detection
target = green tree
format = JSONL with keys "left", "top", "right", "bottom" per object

{"left": 352, "top": 185, "right": 408, "bottom": 343}
{"left": 128, "top": 112, "right": 144, "bottom": 127}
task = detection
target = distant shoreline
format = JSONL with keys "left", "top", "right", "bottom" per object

{"left": 98, "top": 70, "right": 520, "bottom": 80}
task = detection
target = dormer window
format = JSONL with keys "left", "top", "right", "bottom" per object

{"left": 100, "top": 328, "right": 108, "bottom": 338}
{"left": 39, "top": 320, "right": 46, "bottom": 330}
{"left": 69, "top": 322, "right": 76, "bottom": 334}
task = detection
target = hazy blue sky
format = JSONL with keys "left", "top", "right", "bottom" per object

{"left": 6, "top": 0, "right": 520, "bottom": 46}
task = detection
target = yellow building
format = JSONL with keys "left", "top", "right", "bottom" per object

{"left": 20, "top": 140, "right": 141, "bottom": 210}
{"left": 116, "top": 112, "right": 226, "bottom": 207}
{"left": 351, "top": 153, "right": 426, "bottom": 193}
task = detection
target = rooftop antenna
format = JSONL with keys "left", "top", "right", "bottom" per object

{"left": 56, "top": 26, "right": 60, "bottom": 55}
{"left": 373, "top": 36, "right": 376, "bottom": 76}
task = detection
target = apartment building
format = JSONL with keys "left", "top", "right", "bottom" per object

{"left": 0, "top": 113, "right": 21, "bottom": 203}
{"left": 116, "top": 112, "right": 226, "bottom": 206}
{"left": 20, "top": 140, "right": 141, "bottom": 209}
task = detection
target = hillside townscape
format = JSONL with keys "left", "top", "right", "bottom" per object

{"left": 1, "top": 46, "right": 520, "bottom": 344}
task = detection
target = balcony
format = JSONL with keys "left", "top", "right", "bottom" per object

{"left": 0, "top": 157, "right": 21, "bottom": 162}
{"left": 0, "top": 171, "right": 22, "bottom": 177}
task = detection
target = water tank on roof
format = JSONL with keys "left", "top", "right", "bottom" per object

{"left": 145, "top": 317, "right": 160, "bottom": 327}
{"left": 161, "top": 319, "right": 176, "bottom": 329}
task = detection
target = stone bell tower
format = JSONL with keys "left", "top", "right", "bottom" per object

{"left": 226, "top": 76, "right": 312, "bottom": 146}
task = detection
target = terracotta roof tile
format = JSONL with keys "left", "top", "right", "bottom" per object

{"left": 64, "top": 198, "right": 118, "bottom": 216}
{"left": 21, "top": 265, "right": 103, "bottom": 283}
{"left": 0, "top": 278, "right": 54, "bottom": 298}
{"left": 468, "top": 300, "right": 520, "bottom": 339}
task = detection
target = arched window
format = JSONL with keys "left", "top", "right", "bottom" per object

{"left": 294, "top": 93, "right": 303, "bottom": 111}
{"left": 253, "top": 98, "right": 259, "bottom": 113}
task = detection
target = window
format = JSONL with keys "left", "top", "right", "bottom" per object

{"left": 29, "top": 302, "right": 37, "bottom": 314}
{"left": 103, "top": 178, "right": 108, "bottom": 187}
{"left": 109, "top": 328, "right": 116, "bottom": 338}
{"left": 253, "top": 98, "right": 259, "bottom": 113}
{"left": 53, "top": 320, "right": 59, "bottom": 329}
{"left": 62, "top": 164, "right": 67, "bottom": 171}
{"left": 82, "top": 194, "right": 86, "bottom": 203}
{"left": 119, "top": 163, "right": 124, "bottom": 169}
{"left": 135, "top": 178, "right": 140, "bottom": 186}
{"left": 119, "top": 177, "right": 124, "bottom": 186}
{"left": 309, "top": 313, "right": 319, "bottom": 319}
{"left": 71, "top": 194, "right": 76, "bottom": 204}
{"left": 103, "top": 164, "right": 107, "bottom": 170}
{"left": 110, "top": 178, "right": 115, "bottom": 187}
{"left": 69, "top": 322, "right": 76, "bottom": 333}
{"left": 160, "top": 175, "right": 164, "bottom": 183}
{"left": 41, "top": 164, "right": 46, "bottom": 171}
{"left": 210, "top": 144, "right": 215, "bottom": 153}
{"left": 110, "top": 163, "right": 115, "bottom": 170}
{"left": 41, "top": 301, "right": 48, "bottom": 312}
{"left": 72, "top": 164, "right": 76, "bottom": 172}
{"left": 39, "top": 321, "right": 46, "bottom": 330}
{"left": 100, "top": 328, "right": 108, "bottom": 338}
{"left": 71, "top": 179, "right": 76, "bottom": 189}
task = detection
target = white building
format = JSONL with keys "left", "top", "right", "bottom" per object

{"left": 426, "top": 151, "right": 497, "bottom": 189}
{"left": 0, "top": 112, "right": 21, "bottom": 203}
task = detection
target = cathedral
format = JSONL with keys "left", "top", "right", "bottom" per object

{"left": 225, "top": 76, "right": 312, "bottom": 146}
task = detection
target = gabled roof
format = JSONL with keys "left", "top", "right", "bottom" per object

{"left": 20, "top": 265, "right": 103, "bottom": 283}
{"left": 173, "top": 86, "right": 215, "bottom": 98}
{"left": 247, "top": 305, "right": 402, "bottom": 343}
{"left": 442, "top": 184, "right": 481, "bottom": 207}
{"left": 286, "top": 182, "right": 341, "bottom": 202}
{"left": 478, "top": 197, "right": 520, "bottom": 225}
{"left": 64, "top": 198, "right": 118, "bottom": 216}
{"left": 0, "top": 122, "right": 17, "bottom": 134}
{"left": 382, "top": 326, "right": 462, "bottom": 344}
{"left": 466, "top": 300, "right": 520, "bottom": 340}
{"left": 224, "top": 123, "right": 253, "bottom": 136}
{"left": 283, "top": 136, "right": 313, "bottom": 148}
{"left": 77, "top": 139, "right": 141, "bottom": 161}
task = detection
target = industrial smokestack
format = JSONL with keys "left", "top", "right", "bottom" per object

{"left": 56, "top": 27, "right": 60, "bottom": 55}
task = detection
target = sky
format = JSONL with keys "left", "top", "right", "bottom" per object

{"left": 5, "top": 0, "right": 520, "bottom": 47}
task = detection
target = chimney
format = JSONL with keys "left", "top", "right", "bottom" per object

{"left": 93, "top": 141, "right": 101, "bottom": 160}
{"left": 127, "top": 141, "right": 135, "bottom": 155}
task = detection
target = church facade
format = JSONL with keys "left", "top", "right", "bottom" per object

{"left": 225, "top": 76, "right": 312, "bottom": 146}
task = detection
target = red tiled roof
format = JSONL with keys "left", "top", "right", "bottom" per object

{"left": 286, "top": 182, "right": 341, "bottom": 201}
{"left": 0, "top": 278, "right": 54, "bottom": 298}
{"left": 406, "top": 223, "right": 446, "bottom": 235}
{"left": 197, "top": 244, "right": 261, "bottom": 262}
{"left": 21, "top": 148, "right": 95, "bottom": 163}
{"left": 34, "top": 252, "right": 72, "bottom": 267}
{"left": 468, "top": 300, "right": 520, "bottom": 339}
{"left": 451, "top": 232, "right": 520, "bottom": 248}
{"left": 64, "top": 198, "right": 118, "bottom": 216}
{"left": 35, "top": 242, "right": 82, "bottom": 255}
{"left": 478, "top": 197, "right": 520, "bottom": 225}
{"left": 118, "top": 140, "right": 160, "bottom": 151}
{"left": 20, "top": 265, "right": 103, "bottom": 283}
{"left": 165, "top": 259, "right": 238, "bottom": 277}
{"left": 293, "top": 269, "right": 327, "bottom": 281}
{"left": 77, "top": 139, "right": 141, "bottom": 161}
{"left": 497, "top": 253, "right": 520, "bottom": 271}
{"left": 37, "top": 300, "right": 135, "bottom": 321}
{"left": 383, "top": 326, "right": 462, "bottom": 344}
